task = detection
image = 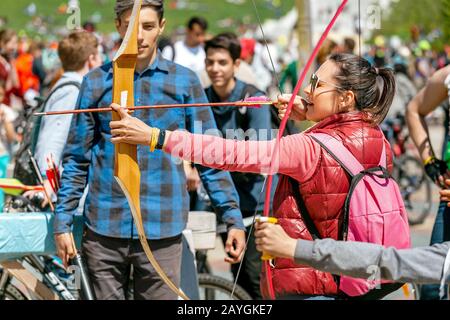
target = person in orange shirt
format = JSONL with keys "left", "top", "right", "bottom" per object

{"left": 15, "top": 41, "right": 41, "bottom": 97}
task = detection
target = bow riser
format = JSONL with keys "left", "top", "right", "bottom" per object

{"left": 112, "top": 0, "right": 188, "bottom": 300}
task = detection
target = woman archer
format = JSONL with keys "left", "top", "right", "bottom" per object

{"left": 109, "top": 53, "right": 397, "bottom": 299}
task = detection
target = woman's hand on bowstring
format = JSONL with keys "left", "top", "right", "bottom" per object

{"left": 110, "top": 103, "right": 153, "bottom": 146}
{"left": 274, "top": 94, "right": 308, "bottom": 122}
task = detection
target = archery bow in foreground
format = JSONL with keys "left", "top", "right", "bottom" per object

{"left": 111, "top": 0, "right": 189, "bottom": 300}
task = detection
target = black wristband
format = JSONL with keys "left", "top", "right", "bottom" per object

{"left": 424, "top": 157, "right": 448, "bottom": 187}
{"left": 156, "top": 129, "right": 166, "bottom": 150}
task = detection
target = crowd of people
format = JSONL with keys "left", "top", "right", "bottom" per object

{"left": 0, "top": 0, "right": 449, "bottom": 301}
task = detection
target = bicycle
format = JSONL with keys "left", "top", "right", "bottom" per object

{"left": 187, "top": 211, "right": 253, "bottom": 300}
{"left": 0, "top": 207, "right": 251, "bottom": 300}
{"left": 0, "top": 191, "right": 92, "bottom": 300}
{"left": 0, "top": 253, "right": 79, "bottom": 300}
{"left": 195, "top": 251, "right": 252, "bottom": 300}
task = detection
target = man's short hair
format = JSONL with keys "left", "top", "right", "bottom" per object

{"left": 187, "top": 16, "right": 208, "bottom": 31}
{"left": 114, "top": 0, "right": 164, "bottom": 21}
{"left": 205, "top": 33, "right": 241, "bottom": 62}
{"left": 58, "top": 31, "right": 99, "bottom": 72}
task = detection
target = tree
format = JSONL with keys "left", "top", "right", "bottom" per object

{"left": 380, "top": 0, "right": 449, "bottom": 46}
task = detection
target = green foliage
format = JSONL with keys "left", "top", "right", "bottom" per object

{"left": 381, "top": 0, "right": 449, "bottom": 45}
{"left": 0, "top": 0, "right": 295, "bottom": 39}
{"left": 443, "top": 0, "right": 450, "bottom": 43}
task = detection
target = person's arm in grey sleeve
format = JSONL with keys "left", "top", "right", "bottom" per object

{"left": 294, "top": 239, "right": 450, "bottom": 285}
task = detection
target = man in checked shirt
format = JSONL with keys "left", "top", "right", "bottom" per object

{"left": 53, "top": 0, "right": 246, "bottom": 300}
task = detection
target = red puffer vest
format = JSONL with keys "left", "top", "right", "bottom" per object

{"left": 261, "top": 112, "right": 393, "bottom": 299}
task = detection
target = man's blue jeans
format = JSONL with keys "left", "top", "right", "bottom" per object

{"left": 420, "top": 201, "right": 450, "bottom": 300}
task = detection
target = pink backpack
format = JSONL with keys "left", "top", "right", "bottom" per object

{"left": 310, "top": 132, "right": 411, "bottom": 298}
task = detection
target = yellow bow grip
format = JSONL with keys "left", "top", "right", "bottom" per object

{"left": 256, "top": 216, "right": 279, "bottom": 261}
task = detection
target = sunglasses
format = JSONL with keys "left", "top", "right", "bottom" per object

{"left": 309, "top": 73, "right": 345, "bottom": 96}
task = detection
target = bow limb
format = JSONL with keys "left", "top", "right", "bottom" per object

{"left": 112, "top": 0, "right": 188, "bottom": 300}
{"left": 260, "top": 0, "right": 349, "bottom": 299}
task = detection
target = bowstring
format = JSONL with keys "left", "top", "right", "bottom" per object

{"left": 230, "top": 0, "right": 283, "bottom": 299}
{"left": 230, "top": 0, "right": 356, "bottom": 298}
{"left": 251, "top": 0, "right": 283, "bottom": 96}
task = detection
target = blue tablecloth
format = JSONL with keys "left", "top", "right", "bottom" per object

{"left": 0, "top": 212, "right": 84, "bottom": 261}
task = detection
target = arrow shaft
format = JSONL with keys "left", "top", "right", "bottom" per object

{"left": 0, "top": 184, "right": 44, "bottom": 191}
{"left": 34, "top": 101, "right": 273, "bottom": 116}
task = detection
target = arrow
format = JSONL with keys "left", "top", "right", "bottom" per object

{"left": 0, "top": 178, "right": 44, "bottom": 196}
{"left": 33, "top": 98, "right": 273, "bottom": 117}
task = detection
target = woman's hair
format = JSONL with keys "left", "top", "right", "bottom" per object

{"left": 329, "top": 53, "right": 396, "bottom": 124}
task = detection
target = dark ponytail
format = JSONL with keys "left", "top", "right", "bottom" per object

{"left": 328, "top": 53, "right": 396, "bottom": 124}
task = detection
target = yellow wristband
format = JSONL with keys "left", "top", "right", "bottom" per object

{"left": 149, "top": 128, "right": 159, "bottom": 152}
{"left": 423, "top": 156, "right": 435, "bottom": 166}
{"left": 150, "top": 129, "right": 156, "bottom": 152}
{"left": 153, "top": 128, "right": 159, "bottom": 152}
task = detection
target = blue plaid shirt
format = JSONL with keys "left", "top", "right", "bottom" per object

{"left": 54, "top": 52, "right": 244, "bottom": 239}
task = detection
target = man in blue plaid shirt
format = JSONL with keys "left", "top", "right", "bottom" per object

{"left": 53, "top": 0, "right": 245, "bottom": 300}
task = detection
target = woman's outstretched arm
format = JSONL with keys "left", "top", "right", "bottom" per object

{"left": 109, "top": 103, "right": 322, "bottom": 183}
{"left": 163, "top": 129, "right": 320, "bottom": 182}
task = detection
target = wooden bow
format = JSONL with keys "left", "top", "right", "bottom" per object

{"left": 112, "top": 0, "right": 188, "bottom": 300}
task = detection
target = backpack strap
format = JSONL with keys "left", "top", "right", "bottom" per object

{"left": 43, "top": 81, "right": 81, "bottom": 111}
{"left": 310, "top": 133, "right": 364, "bottom": 177}
{"left": 30, "top": 81, "right": 81, "bottom": 154}
{"left": 289, "top": 177, "right": 322, "bottom": 240}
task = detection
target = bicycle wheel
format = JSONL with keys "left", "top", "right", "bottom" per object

{"left": 0, "top": 283, "right": 27, "bottom": 300}
{"left": 197, "top": 273, "right": 252, "bottom": 300}
{"left": 395, "top": 156, "right": 433, "bottom": 225}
